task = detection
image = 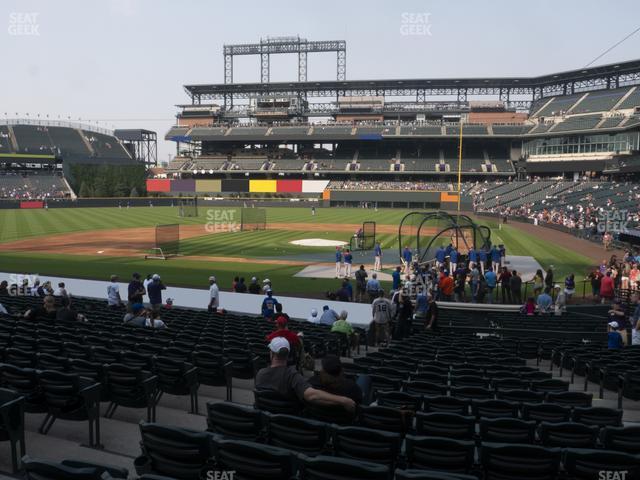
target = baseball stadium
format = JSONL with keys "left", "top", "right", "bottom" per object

{"left": 2, "top": 2, "right": 640, "bottom": 479}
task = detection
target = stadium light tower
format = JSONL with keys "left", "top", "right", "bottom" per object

{"left": 222, "top": 36, "right": 347, "bottom": 84}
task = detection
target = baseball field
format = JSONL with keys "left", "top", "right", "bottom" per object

{"left": 0, "top": 205, "right": 598, "bottom": 297}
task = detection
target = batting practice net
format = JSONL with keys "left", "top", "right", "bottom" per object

{"left": 240, "top": 208, "right": 267, "bottom": 231}
{"left": 350, "top": 221, "right": 377, "bottom": 250}
{"left": 178, "top": 197, "right": 198, "bottom": 217}
{"left": 146, "top": 224, "right": 179, "bottom": 260}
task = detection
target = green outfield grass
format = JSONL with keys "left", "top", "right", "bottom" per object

{"left": 0, "top": 206, "right": 596, "bottom": 296}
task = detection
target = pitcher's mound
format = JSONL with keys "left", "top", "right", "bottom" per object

{"left": 290, "top": 239, "right": 348, "bottom": 247}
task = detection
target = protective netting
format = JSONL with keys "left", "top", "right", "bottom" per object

{"left": 240, "top": 208, "right": 267, "bottom": 231}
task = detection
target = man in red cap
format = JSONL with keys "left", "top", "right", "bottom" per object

{"left": 266, "top": 316, "right": 301, "bottom": 348}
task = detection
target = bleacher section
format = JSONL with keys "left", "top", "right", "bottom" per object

{"left": 1, "top": 292, "right": 638, "bottom": 479}
{"left": 571, "top": 90, "right": 629, "bottom": 114}
{"left": 533, "top": 96, "right": 581, "bottom": 118}
{"left": 0, "top": 126, "right": 11, "bottom": 153}
{"left": 617, "top": 88, "right": 640, "bottom": 110}
{"left": 399, "top": 125, "right": 442, "bottom": 136}
{"left": 12, "top": 125, "right": 54, "bottom": 154}
{"left": 598, "top": 116, "right": 626, "bottom": 129}
{"left": 82, "top": 131, "right": 131, "bottom": 159}
{"left": 47, "top": 127, "right": 91, "bottom": 156}
{"left": 0, "top": 173, "right": 70, "bottom": 199}
{"left": 551, "top": 115, "right": 603, "bottom": 133}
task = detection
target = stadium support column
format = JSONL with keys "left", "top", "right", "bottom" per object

{"left": 261, "top": 53, "right": 270, "bottom": 83}
{"left": 337, "top": 47, "right": 346, "bottom": 81}
{"left": 224, "top": 46, "right": 233, "bottom": 84}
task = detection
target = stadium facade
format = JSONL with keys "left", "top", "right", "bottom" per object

{"left": 155, "top": 39, "right": 640, "bottom": 205}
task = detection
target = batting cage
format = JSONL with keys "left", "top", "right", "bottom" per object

{"left": 240, "top": 208, "right": 267, "bottom": 231}
{"left": 146, "top": 224, "right": 180, "bottom": 260}
{"left": 350, "top": 221, "right": 376, "bottom": 250}
{"left": 398, "top": 211, "right": 491, "bottom": 265}
{"left": 178, "top": 197, "right": 198, "bottom": 217}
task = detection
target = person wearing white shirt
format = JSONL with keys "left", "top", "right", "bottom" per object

{"left": 308, "top": 308, "right": 319, "bottom": 323}
{"left": 107, "top": 275, "right": 122, "bottom": 307}
{"left": 208, "top": 276, "right": 220, "bottom": 312}
{"left": 54, "top": 282, "right": 68, "bottom": 298}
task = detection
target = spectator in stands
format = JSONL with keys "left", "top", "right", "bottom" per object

{"left": 0, "top": 280, "right": 8, "bottom": 296}
{"left": 147, "top": 274, "right": 166, "bottom": 312}
{"left": 522, "top": 297, "right": 536, "bottom": 316}
{"left": 544, "top": 267, "right": 554, "bottom": 291}
{"left": 454, "top": 271, "right": 466, "bottom": 303}
{"left": 499, "top": 267, "right": 512, "bottom": 303}
{"left": 607, "top": 321, "right": 625, "bottom": 349}
{"left": 439, "top": 270, "right": 454, "bottom": 301}
{"left": 564, "top": 273, "right": 576, "bottom": 301}
{"left": 308, "top": 308, "right": 319, "bottom": 323}
{"left": 255, "top": 337, "right": 356, "bottom": 412}
{"left": 124, "top": 304, "right": 147, "bottom": 327}
{"left": 208, "top": 276, "right": 220, "bottom": 313}
{"left": 366, "top": 273, "right": 381, "bottom": 303}
{"left": 425, "top": 294, "right": 438, "bottom": 331}
{"left": 588, "top": 268, "right": 603, "bottom": 299}
{"left": 56, "top": 296, "right": 85, "bottom": 323}
{"left": 309, "top": 355, "right": 363, "bottom": 404}
{"left": 600, "top": 271, "right": 615, "bottom": 303}
{"left": 355, "top": 265, "right": 368, "bottom": 302}
{"left": 127, "top": 273, "right": 145, "bottom": 311}
{"left": 266, "top": 316, "right": 301, "bottom": 348}
{"left": 261, "top": 290, "right": 279, "bottom": 320}
{"left": 24, "top": 295, "right": 57, "bottom": 321}
{"left": 146, "top": 310, "right": 166, "bottom": 329}
{"left": 248, "top": 276, "right": 260, "bottom": 294}
{"left": 107, "top": 275, "right": 122, "bottom": 308}
{"left": 633, "top": 313, "right": 640, "bottom": 346}
{"left": 54, "top": 282, "right": 68, "bottom": 298}
{"left": 553, "top": 284, "right": 567, "bottom": 316}
{"left": 143, "top": 274, "right": 153, "bottom": 292}
{"left": 395, "top": 294, "right": 413, "bottom": 340}
{"left": 274, "top": 303, "right": 290, "bottom": 324}
{"left": 235, "top": 277, "right": 247, "bottom": 293}
{"left": 537, "top": 288, "right": 553, "bottom": 314}
{"left": 510, "top": 270, "right": 523, "bottom": 304}
{"left": 485, "top": 267, "right": 497, "bottom": 304}
{"left": 533, "top": 269, "right": 544, "bottom": 296}
{"left": 319, "top": 305, "right": 339, "bottom": 326}
{"left": 334, "top": 281, "right": 351, "bottom": 302}
{"left": 371, "top": 290, "right": 393, "bottom": 346}
{"left": 469, "top": 265, "right": 481, "bottom": 302}
{"left": 331, "top": 311, "right": 357, "bottom": 352}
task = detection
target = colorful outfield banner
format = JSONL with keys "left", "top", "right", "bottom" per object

{"left": 147, "top": 178, "right": 329, "bottom": 194}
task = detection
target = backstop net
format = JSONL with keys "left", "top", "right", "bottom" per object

{"left": 240, "top": 208, "right": 267, "bottom": 231}
{"left": 146, "top": 224, "right": 179, "bottom": 259}
{"left": 178, "top": 197, "right": 198, "bottom": 217}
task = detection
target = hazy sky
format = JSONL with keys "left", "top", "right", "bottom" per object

{"left": 3, "top": 0, "right": 640, "bottom": 162}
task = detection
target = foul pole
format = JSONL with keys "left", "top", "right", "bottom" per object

{"left": 457, "top": 119, "right": 463, "bottom": 212}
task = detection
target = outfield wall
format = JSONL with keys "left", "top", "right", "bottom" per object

{"left": 146, "top": 178, "right": 329, "bottom": 194}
